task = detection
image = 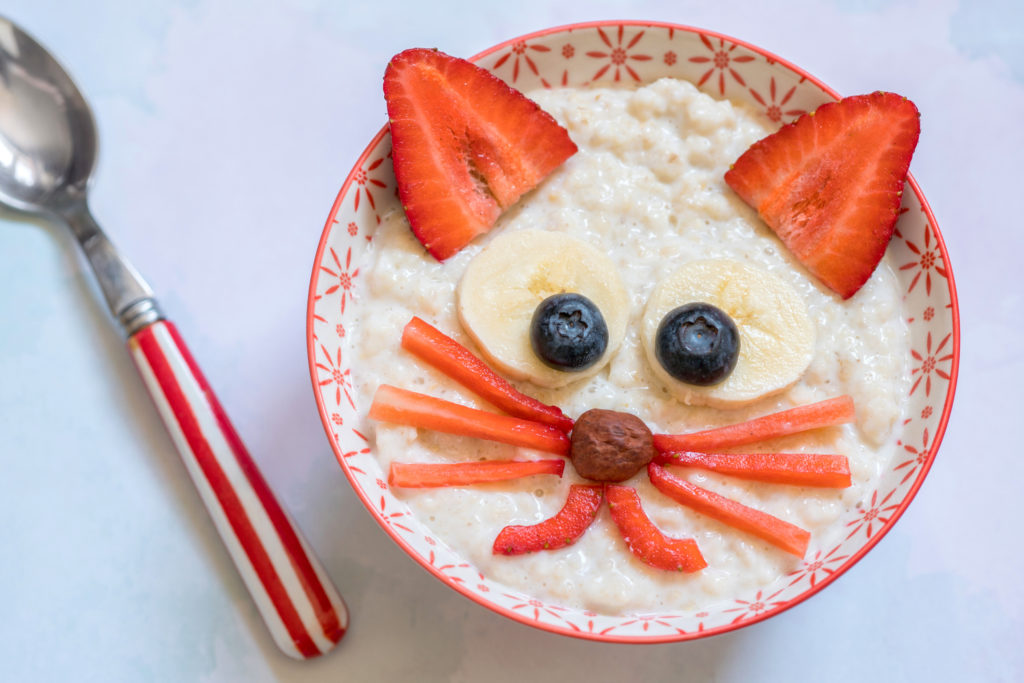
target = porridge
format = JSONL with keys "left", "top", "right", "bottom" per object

{"left": 347, "top": 77, "right": 911, "bottom": 614}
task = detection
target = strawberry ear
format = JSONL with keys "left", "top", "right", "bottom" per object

{"left": 384, "top": 48, "right": 577, "bottom": 261}
{"left": 725, "top": 92, "right": 920, "bottom": 299}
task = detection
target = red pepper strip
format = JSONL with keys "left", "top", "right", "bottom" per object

{"left": 605, "top": 485, "right": 707, "bottom": 573}
{"left": 653, "top": 396, "right": 855, "bottom": 453}
{"left": 493, "top": 485, "right": 604, "bottom": 555}
{"left": 369, "top": 385, "right": 571, "bottom": 456}
{"left": 389, "top": 459, "right": 565, "bottom": 488}
{"left": 654, "top": 451, "right": 852, "bottom": 488}
{"left": 648, "top": 464, "right": 811, "bottom": 557}
{"left": 402, "top": 317, "right": 574, "bottom": 433}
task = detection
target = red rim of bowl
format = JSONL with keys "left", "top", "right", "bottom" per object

{"left": 306, "top": 19, "right": 961, "bottom": 643}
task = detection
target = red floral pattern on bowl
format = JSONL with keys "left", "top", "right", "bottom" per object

{"left": 306, "top": 21, "right": 959, "bottom": 643}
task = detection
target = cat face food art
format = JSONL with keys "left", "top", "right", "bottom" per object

{"left": 309, "top": 24, "right": 957, "bottom": 641}
{"left": 362, "top": 46, "right": 912, "bottom": 606}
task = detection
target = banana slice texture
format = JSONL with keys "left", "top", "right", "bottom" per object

{"left": 642, "top": 259, "right": 815, "bottom": 408}
{"left": 457, "top": 229, "right": 629, "bottom": 388}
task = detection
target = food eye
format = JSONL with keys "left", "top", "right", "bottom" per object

{"left": 456, "top": 229, "right": 628, "bottom": 388}
{"left": 641, "top": 259, "right": 815, "bottom": 408}
{"left": 530, "top": 293, "right": 609, "bottom": 371}
{"left": 655, "top": 303, "right": 740, "bottom": 385}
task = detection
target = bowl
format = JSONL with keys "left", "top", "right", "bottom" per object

{"left": 306, "top": 20, "right": 959, "bottom": 642}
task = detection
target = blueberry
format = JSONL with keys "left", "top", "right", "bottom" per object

{"left": 530, "top": 293, "right": 608, "bottom": 371}
{"left": 655, "top": 303, "right": 740, "bottom": 386}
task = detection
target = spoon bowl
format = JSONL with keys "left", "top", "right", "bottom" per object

{"left": 0, "top": 18, "right": 95, "bottom": 212}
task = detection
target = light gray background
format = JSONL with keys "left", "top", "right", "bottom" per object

{"left": 1, "top": 1, "right": 1020, "bottom": 681}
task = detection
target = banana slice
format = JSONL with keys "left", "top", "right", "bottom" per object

{"left": 457, "top": 230, "right": 629, "bottom": 388}
{"left": 642, "top": 259, "right": 815, "bottom": 408}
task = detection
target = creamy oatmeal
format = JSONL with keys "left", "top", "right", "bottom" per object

{"left": 347, "top": 77, "right": 910, "bottom": 614}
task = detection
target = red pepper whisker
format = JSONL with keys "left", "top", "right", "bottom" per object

{"left": 389, "top": 459, "right": 566, "bottom": 488}
{"left": 654, "top": 451, "right": 852, "bottom": 488}
{"left": 653, "top": 396, "right": 855, "bottom": 453}
{"left": 648, "top": 463, "right": 810, "bottom": 557}
{"left": 401, "top": 317, "right": 574, "bottom": 433}
{"left": 369, "top": 384, "right": 571, "bottom": 456}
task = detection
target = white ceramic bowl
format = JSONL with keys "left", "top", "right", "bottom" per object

{"left": 307, "top": 20, "right": 959, "bottom": 642}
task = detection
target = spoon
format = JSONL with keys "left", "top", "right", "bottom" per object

{"left": 0, "top": 17, "right": 348, "bottom": 658}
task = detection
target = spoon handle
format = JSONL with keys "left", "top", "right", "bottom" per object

{"left": 61, "top": 202, "right": 348, "bottom": 657}
{"left": 127, "top": 318, "right": 349, "bottom": 659}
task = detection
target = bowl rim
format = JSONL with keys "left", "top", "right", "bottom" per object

{"left": 306, "top": 18, "right": 961, "bottom": 643}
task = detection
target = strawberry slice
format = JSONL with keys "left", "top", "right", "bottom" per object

{"left": 368, "top": 384, "right": 571, "bottom": 455}
{"left": 401, "top": 317, "right": 574, "bottom": 433}
{"left": 605, "top": 485, "right": 706, "bottom": 573}
{"left": 384, "top": 48, "right": 577, "bottom": 260}
{"left": 648, "top": 464, "right": 811, "bottom": 557}
{"left": 725, "top": 92, "right": 920, "bottom": 299}
{"left": 389, "top": 459, "right": 565, "bottom": 488}
{"left": 493, "top": 484, "right": 603, "bottom": 555}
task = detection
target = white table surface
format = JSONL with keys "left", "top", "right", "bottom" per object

{"left": 1, "top": 0, "right": 1020, "bottom": 681}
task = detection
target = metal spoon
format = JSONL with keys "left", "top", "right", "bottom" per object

{"left": 0, "top": 17, "right": 348, "bottom": 658}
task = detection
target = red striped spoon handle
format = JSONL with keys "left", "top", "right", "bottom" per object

{"left": 129, "top": 319, "right": 348, "bottom": 659}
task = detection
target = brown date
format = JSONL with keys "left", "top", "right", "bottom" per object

{"left": 569, "top": 409, "right": 656, "bottom": 482}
